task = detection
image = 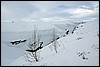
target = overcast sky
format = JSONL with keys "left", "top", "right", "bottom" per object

{"left": 1, "top": 1, "right": 99, "bottom": 22}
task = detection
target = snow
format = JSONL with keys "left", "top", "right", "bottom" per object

{"left": 1, "top": 22, "right": 56, "bottom": 32}
{"left": 1, "top": 20, "right": 99, "bottom": 66}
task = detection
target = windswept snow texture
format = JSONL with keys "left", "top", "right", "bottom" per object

{"left": 1, "top": 21, "right": 99, "bottom": 66}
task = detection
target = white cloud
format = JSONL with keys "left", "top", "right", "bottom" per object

{"left": 25, "top": 1, "right": 98, "bottom": 21}
{"left": 40, "top": 18, "right": 52, "bottom": 22}
{"left": 1, "top": 1, "right": 99, "bottom": 22}
{"left": 67, "top": 8, "right": 94, "bottom": 18}
{"left": 39, "top": 17, "right": 71, "bottom": 23}
{"left": 21, "top": 18, "right": 36, "bottom": 22}
{"left": 29, "top": 1, "right": 56, "bottom": 12}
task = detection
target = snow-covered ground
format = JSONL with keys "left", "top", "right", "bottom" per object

{"left": 1, "top": 20, "right": 99, "bottom": 66}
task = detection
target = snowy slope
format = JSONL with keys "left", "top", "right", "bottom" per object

{"left": 1, "top": 21, "right": 69, "bottom": 66}
{"left": 8, "top": 20, "right": 99, "bottom": 66}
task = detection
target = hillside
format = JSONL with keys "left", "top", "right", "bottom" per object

{"left": 1, "top": 21, "right": 76, "bottom": 66}
{"left": 8, "top": 20, "right": 99, "bottom": 66}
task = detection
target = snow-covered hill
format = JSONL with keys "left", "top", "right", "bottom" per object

{"left": 1, "top": 21, "right": 77, "bottom": 66}
{"left": 7, "top": 20, "right": 99, "bottom": 66}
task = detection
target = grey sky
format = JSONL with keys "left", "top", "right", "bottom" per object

{"left": 1, "top": 1, "right": 99, "bottom": 22}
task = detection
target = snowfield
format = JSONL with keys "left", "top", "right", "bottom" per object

{"left": 1, "top": 20, "right": 99, "bottom": 66}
